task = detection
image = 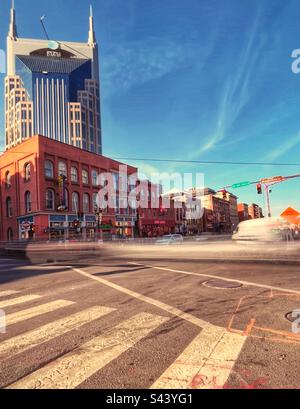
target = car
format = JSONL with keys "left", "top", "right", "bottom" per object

{"left": 155, "top": 234, "right": 184, "bottom": 245}
{"left": 232, "top": 218, "right": 294, "bottom": 243}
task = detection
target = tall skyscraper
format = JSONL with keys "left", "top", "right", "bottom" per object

{"left": 5, "top": 2, "right": 102, "bottom": 154}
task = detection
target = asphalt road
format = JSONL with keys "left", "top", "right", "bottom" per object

{"left": 0, "top": 242, "right": 300, "bottom": 389}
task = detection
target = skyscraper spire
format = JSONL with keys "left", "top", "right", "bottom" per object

{"left": 8, "top": 0, "right": 18, "bottom": 40}
{"left": 88, "top": 4, "right": 96, "bottom": 46}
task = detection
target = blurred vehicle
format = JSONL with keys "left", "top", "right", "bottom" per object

{"left": 232, "top": 218, "right": 294, "bottom": 243}
{"left": 155, "top": 234, "right": 183, "bottom": 245}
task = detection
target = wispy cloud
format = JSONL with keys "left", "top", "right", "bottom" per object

{"left": 194, "top": 8, "right": 266, "bottom": 156}
{"left": 101, "top": 34, "right": 215, "bottom": 98}
{"left": 101, "top": 39, "right": 185, "bottom": 97}
{"left": 264, "top": 132, "right": 300, "bottom": 161}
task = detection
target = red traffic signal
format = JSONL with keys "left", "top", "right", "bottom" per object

{"left": 257, "top": 183, "right": 262, "bottom": 194}
{"left": 220, "top": 189, "right": 227, "bottom": 200}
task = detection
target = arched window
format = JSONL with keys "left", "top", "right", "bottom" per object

{"left": 5, "top": 171, "right": 11, "bottom": 188}
{"left": 92, "top": 170, "right": 98, "bottom": 186}
{"left": 72, "top": 192, "right": 80, "bottom": 212}
{"left": 45, "top": 160, "right": 54, "bottom": 178}
{"left": 25, "top": 191, "right": 32, "bottom": 213}
{"left": 71, "top": 166, "right": 78, "bottom": 183}
{"left": 46, "top": 189, "right": 55, "bottom": 210}
{"left": 83, "top": 193, "right": 90, "bottom": 213}
{"left": 82, "top": 169, "right": 89, "bottom": 185}
{"left": 24, "top": 163, "right": 31, "bottom": 181}
{"left": 6, "top": 197, "right": 12, "bottom": 218}
{"left": 58, "top": 161, "right": 67, "bottom": 178}
{"left": 7, "top": 228, "right": 13, "bottom": 242}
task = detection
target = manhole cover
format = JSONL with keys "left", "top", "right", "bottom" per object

{"left": 203, "top": 279, "right": 242, "bottom": 289}
{"left": 285, "top": 311, "right": 299, "bottom": 323}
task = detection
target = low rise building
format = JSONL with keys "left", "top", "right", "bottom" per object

{"left": 0, "top": 134, "right": 137, "bottom": 241}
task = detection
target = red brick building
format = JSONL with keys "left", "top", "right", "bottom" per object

{"left": 248, "top": 203, "right": 262, "bottom": 220}
{"left": 237, "top": 203, "right": 249, "bottom": 222}
{"left": 0, "top": 135, "right": 137, "bottom": 241}
{"left": 138, "top": 181, "right": 176, "bottom": 237}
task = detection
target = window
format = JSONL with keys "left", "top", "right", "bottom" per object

{"left": 7, "top": 228, "right": 13, "bottom": 242}
{"left": 6, "top": 197, "right": 12, "bottom": 218}
{"left": 83, "top": 193, "right": 90, "bottom": 213}
{"left": 45, "top": 160, "right": 54, "bottom": 178}
{"left": 82, "top": 169, "right": 89, "bottom": 185}
{"left": 5, "top": 171, "right": 11, "bottom": 188}
{"left": 92, "top": 170, "right": 98, "bottom": 186}
{"left": 46, "top": 189, "right": 55, "bottom": 210}
{"left": 24, "top": 163, "right": 31, "bottom": 181}
{"left": 71, "top": 166, "right": 78, "bottom": 183}
{"left": 72, "top": 192, "right": 80, "bottom": 212}
{"left": 25, "top": 191, "right": 32, "bottom": 213}
{"left": 58, "top": 161, "right": 67, "bottom": 178}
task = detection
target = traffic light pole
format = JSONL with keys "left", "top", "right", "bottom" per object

{"left": 265, "top": 184, "right": 272, "bottom": 218}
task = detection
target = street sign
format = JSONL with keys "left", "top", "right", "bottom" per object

{"left": 261, "top": 176, "right": 284, "bottom": 184}
{"left": 231, "top": 181, "right": 251, "bottom": 189}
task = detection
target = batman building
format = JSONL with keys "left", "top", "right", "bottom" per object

{"left": 5, "top": 3, "right": 102, "bottom": 154}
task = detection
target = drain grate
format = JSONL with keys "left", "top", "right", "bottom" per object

{"left": 203, "top": 279, "right": 242, "bottom": 289}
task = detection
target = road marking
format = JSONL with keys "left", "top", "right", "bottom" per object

{"left": 0, "top": 290, "right": 20, "bottom": 298}
{"left": 151, "top": 326, "right": 247, "bottom": 389}
{"left": 6, "top": 300, "right": 75, "bottom": 327}
{"left": 7, "top": 312, "right": 167, "bottom": 389}
{"left": 71, "top": 266, "right": 218, "bottom": 329}
{"left": 129, "top": 262, "right": 300, "bottom": 295}
{"left": 70, "top": 266, "right": 246, "bottom": 389}
{"left": 0, "top": 306, "right": 115, "bottom": 360}
{"left": 0, "top": 295, "right": 41, "bottom": 309}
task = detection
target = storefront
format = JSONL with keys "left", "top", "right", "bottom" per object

{"left": 18, "top": 216, "right": 35, "bottom": 240}
{"left": 46, "top": 214, "right": 97, "bottom": 241}
{"left": 115, "top": 216, "right": 135, "bottom": 238}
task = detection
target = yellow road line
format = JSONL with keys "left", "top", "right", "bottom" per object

{"left": 0, "top": 295, "right": 41, "bottom": 309}
{"left": 151, "top": 327, "right": 246, "bottom": 389}
{"left": 7, "top": 312, "right": 167, "bottom": 389}
{"left": 0, "top": 306, "right": 115, "bottom": 360}
{"left": 6, "top": 300, "right": 75, "bottom": 327}
{"left": 0, "top": 291, "right": 20, "bottom": 298}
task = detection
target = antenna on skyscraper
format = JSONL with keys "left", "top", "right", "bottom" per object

{"left": 40, "top": 15, "right": 50, "bottom": 40}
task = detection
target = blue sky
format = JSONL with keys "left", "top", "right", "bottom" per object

{"left": 1, "top": 0, "right": 300, "bottom": 215}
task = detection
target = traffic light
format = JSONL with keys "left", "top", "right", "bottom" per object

{"left": 221, "top": 189, "right": 227, "bottom": 200}
{"left": 257, "top": 183, "right": 262, "bottom": 194}
{"left": 74, "top": 219, "right": 79, "bottom": 229}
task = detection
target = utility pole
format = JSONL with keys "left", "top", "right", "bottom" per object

{"left": 264, "top": 184, "right": 272, "bottom": 218}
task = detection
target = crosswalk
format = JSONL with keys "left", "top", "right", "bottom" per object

{"left": 0, "top": 288, "right": 245, "bottom": 389}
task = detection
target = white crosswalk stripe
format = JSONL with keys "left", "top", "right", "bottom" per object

{"left": 151, "top": 326, "right": 246, "bottom": 389}
{"left": 7, "top": 312, "right": 168, "bottom": 389}
{"left": 0, "top": 294, "right": 41, "bottom": 309}
{"left": 0, "top": 306, "right": 115, "bottom": 360}
{"left": 0, "top": 291, "right": 20, "bottom": 299}
{"left": 5, "top": 300, "right": 75, "bottom": 327}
